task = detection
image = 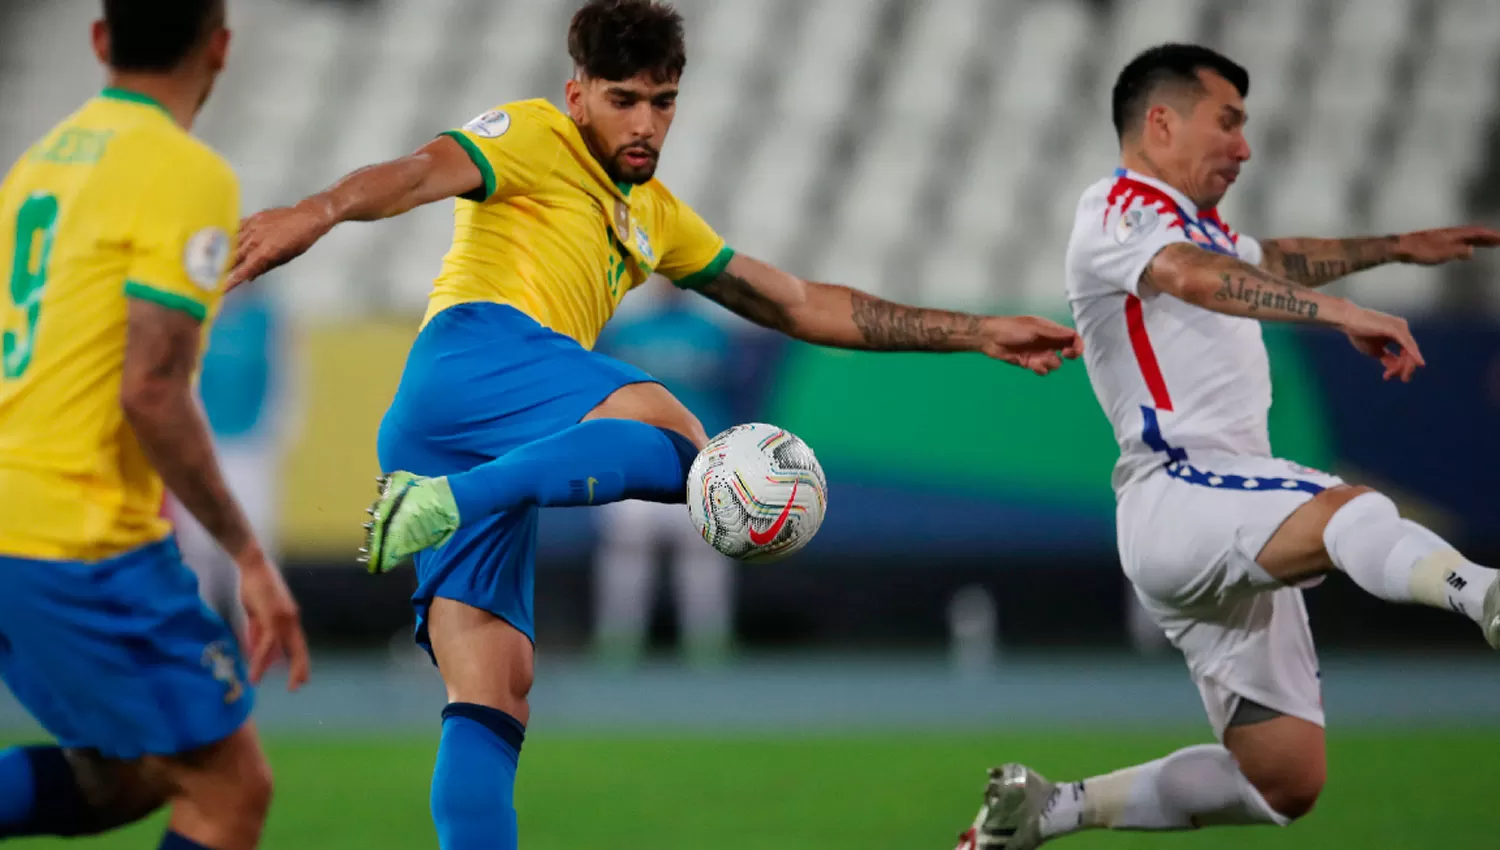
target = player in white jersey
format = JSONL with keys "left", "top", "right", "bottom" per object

{"left": 956, "top": 44, "right": 1500, "bottom": 850}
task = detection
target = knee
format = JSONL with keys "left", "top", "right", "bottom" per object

{"left": 1322, "top": 484, "right": 1381, "bottom": 515}
{"left": 237, "top": 749, "right": 275, "bottom": 825}
{"left": 1252, "top": 765, "right": 1325, "bottom": 822}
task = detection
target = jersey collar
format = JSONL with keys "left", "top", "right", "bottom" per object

{"left": 1112, "top": 167, "right": 1201, "bottom": 219}
{"left": 99, "top": 87, "right": 172, "bottom": 119}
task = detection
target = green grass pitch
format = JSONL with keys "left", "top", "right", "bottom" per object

{"left": 7, "top": 729, "right": 1497, "bottom": 849}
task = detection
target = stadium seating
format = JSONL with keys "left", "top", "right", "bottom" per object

{"left": 1, "top": 0, "right": 1496, "bottom": 318}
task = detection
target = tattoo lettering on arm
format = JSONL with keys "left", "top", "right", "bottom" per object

{"left": 1214, "top": 273, "right": 1320, "bottom": 319}
{"left": 848, "top": 291, "right": 983, "bottom": 350}
{"left": 1262, "top": 236, "right": 1397, "bottom": 287}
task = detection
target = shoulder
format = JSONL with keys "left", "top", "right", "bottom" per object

{"left": 460, "top": 98, "right": 568, "bottom": 140}
{"left": 1070, "top": 174, "right": 1184, "bottom": 257}
{"left": 117, "top": 127, "right": 237, "bottom": 193}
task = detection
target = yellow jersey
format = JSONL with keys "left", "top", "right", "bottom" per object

{"left": 430, "top": 99, "right": 734, "bottom": 349}
{"left": 0, "top": 89, "right": 238, "bottom": 561}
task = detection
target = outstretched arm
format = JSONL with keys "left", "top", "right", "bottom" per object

{"left": 227, "top": 136, "right": 484, "bottom": 288}
{"left": 694, "top": 253, "right": 1082, "bottom": 375}
{"left": 1146, "top": 242, "right": 1424, "bottom": 381}
{"left": 1258, "top": 225, "right": 1500, "bottom": 288}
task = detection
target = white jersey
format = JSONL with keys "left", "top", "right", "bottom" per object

{"left": 1064, "top": 168, "right": 1271, "bottom": 494}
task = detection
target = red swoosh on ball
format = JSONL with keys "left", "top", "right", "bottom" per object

{"left": 748, "top": 479, "right": 798, "bottom": 546}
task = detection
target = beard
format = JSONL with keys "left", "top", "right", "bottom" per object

{"left": 607, "top": 144, "right": 659, "bottom": 184}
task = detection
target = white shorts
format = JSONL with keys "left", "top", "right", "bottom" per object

{"left": 1118, "top": 452, "right": 1344, "bottom": 738}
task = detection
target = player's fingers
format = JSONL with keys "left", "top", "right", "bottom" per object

{"left": 1462, "top": 227, "right": 1500, "bottom": 245}
{"left": 281, "top": 619, "right": 312, "bottom": 691}
{"left": 248, "top": 621, "right": 276, "bottom": 684}
{"left": 1399, "top": 332, "right": 1425, "bottom": 367}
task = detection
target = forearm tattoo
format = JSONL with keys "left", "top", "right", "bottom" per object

{"left": 1214, "top": 273, "right": 1320, "bottom": 319}
{"left": 848, "top": 291, "right": 982, "bottom": 351}
{"left": 1263, "top": 236, "right": 1396, "bottom": 287}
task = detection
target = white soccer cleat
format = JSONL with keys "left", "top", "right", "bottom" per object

{"left": 956, "top": 764, "right": 1056, "bottom": 850}
{"left": 1482, "top": 577, "right": 1500, "bottom": 650}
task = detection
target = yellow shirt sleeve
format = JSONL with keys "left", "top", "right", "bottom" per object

{"left": 440, "top": 102, "right": 563, "bottom": 203}
{"left": 121, "top": 150, "right": 239, "bottom": 322}
{"left": 656, "top": 190, "right": 734, "bottom": 289}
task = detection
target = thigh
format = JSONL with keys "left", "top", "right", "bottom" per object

{"left": 1121, "top": 455, "right": 1344, "bottom": 612}
{"left": 412, "top": 507, "right": 540, "bottom": 656}
{"left": 1163, "top": 586, "right": 1325, "bottom": 741}
{"left": 584, "top": 381, "right": 708, "bottom": 448}
{"left": 426, "top": 597, "right": 536, "bottom": 724}
{"left": 380, "top": 303, "right": 666, "bottom": 473}
{"left": 0, "top": 541, "right": 253, "bottom": 760}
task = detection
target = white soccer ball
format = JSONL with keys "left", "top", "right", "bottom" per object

{"left": 686, "top": 423, "right": 828, "bottom": 563}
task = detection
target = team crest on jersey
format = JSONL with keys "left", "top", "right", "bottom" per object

{"left": 1113, "top": 205, "right": 1160, "bottom": 246}
{"left": 633, "top": 224, "right": 656, "bottom": 264}
{"left": 612, "top": 199, "right": 632, "bottom": 244}
{"left": 184, "top": 227, "right": 230, "bottom": 291}
{"left": 462, "top": 109, "right": 511, "bottom": 139}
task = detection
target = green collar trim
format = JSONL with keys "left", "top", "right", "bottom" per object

{"left": 100, "top": 87, "right": 171, "bottom": 118}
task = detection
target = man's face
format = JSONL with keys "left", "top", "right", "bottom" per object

{"left": 567, "top": 71, "right": 678, "bottom": 184}
{"left": 1157, "top": 70, "right": 1251, "bottom": 207}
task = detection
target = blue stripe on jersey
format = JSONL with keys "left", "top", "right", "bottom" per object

{"left": 1165, "top": 461, "right": 1327, "bottom": 495}
{"left": 1140, "top": 405, "right": 1188, "bottom": 463}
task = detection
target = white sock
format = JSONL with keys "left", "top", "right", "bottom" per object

{"left": 1323, "top": 492, "right": 1497, "bottom": 623}
{"left": 1038, "top": 745, "right": 1287, "bottom": 838}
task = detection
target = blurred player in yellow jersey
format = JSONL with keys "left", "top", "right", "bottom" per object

{"left": 228, "top": 1, "right": 1080, "bottom": 847}
{"left": 0, "top": 3, "right": 308, "bottom": 849}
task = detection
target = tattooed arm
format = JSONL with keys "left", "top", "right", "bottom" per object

{"left": 1144, "top": 243, "right": 1426, "bottom": 381}
{"left": 1259, "top": 225, "right": 1500, "bottom": 288}
{"left": 121, "top": 300, "right": 311, "bottom": 688}
{"left": 1257, "top": 236, "right": 1399, "bottom": 288}
{"left": 692, "top": 254, "right": 1082, "bottom": 374}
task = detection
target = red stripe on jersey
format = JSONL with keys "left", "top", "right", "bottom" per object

{"left": 1102, "top": 176, "right": 1184, "bottom": 233}
{"left": 1124, "top": 294, "right": 1173, "bottom": 412}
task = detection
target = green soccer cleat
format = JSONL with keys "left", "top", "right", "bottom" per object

{"left": 1483, "top": 577, "right": 1500, "bottom": 650}
{"left": 357, "top": 471, "right": 460, "bottom": 575}
{"left": 957, "top": 763, "right": 1055, "bottom": 850}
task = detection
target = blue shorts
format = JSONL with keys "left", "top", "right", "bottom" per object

{"left": 377, "top": 302, "right": 655, "bottom": 654}
{"left": 0, "top": 537, "right": 253, "bottom": 760}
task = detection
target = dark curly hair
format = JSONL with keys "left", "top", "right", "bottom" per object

{"left": 567, "top": 0, "right": 686, "bottom": 83}
{"left": 103, "top": 0, "right": 224, "bottom": 72}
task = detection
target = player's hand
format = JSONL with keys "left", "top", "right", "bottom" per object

{"left": 1337, "top": 306, "right": 1425, "bottom": 383}
{"left": 238, "top": 552, "right": 312, "bottom": 691}
{"left": 226, "top": 203, "right": 336, "bottom": 291}
{"left": 977, "top": 316, "right": 1084, "bottom": 376}
{"left": 1393, "top": 225, "right": 1500, "bottom": 266}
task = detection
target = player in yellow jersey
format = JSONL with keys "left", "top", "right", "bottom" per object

{"left": 0, "top": 3, "right": 308, "bottom": 849}
{"left": 228, "top": 2, "right": 1080, "bottom": 847}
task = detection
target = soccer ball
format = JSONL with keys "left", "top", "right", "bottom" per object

{"left": 686, "top": 423, "right": 828, "bottom": 562}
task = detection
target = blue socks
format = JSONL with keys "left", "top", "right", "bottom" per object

{"left": 0, "top": 746, "right": 90, "bottom": 838}
{"left": 431, "top": 703, "right": 525, "bottom": 850}
{"left": 0, "top": 747, "right": 39, "bottom": 834}
{"left": 447, "top": 419, "right": 699, "bottom": 521}
{"left": 159, "top": 832, "right": 214, "bottom": 850}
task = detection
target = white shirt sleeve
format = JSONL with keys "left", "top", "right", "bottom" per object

{"left": 1234, "top": 232, "right": 1264, "bottom": 267}
{"left": 1069, "top": 189, "right": 1192, "bottom": 298}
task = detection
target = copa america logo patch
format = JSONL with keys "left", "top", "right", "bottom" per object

{"left": 1114, "top": 205, "right": 1160, "bottom": 246}
{"left": 183, "top": 227, "right": 230, "bottom": 291}
{"left": 462, "top": 109, "right": 511, "bottom": 139}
